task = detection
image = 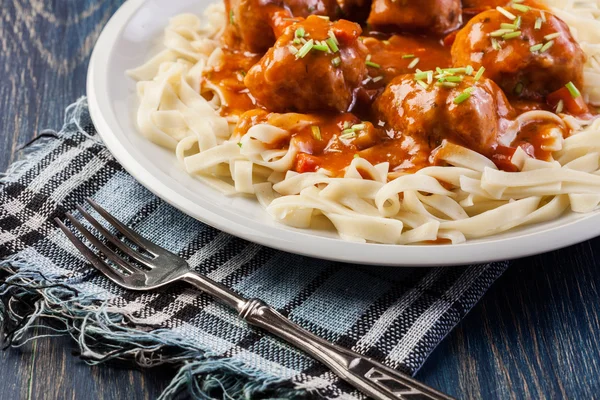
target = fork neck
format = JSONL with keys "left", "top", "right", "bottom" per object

{"left": 182, "top": 272, "right": 247, "bottom": 311}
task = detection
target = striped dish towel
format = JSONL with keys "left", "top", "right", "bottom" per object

{"left": 0, "top": 98, "right": 508, "bottom": 399}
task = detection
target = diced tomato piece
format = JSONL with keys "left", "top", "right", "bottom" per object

{"left": 491, "top": 146, "right": 518, "bottom": 172}
{"left": 443, "top": 31, "right": 457, "bottom": 47}
{"left": 547, "top": 86, "right": 589, "bottom": 116}
{"left": 294, "top": 153, "right": 320, "bottom": 173}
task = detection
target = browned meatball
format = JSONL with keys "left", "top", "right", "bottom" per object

{"left": 244, "top": 16, "right": 369, "bottom": 113}
{"left": 373, "top": 74, "right": 515, "bottom": 155}
{"left": 451, "top": 8, "right": 585, "bottom": 100}
{"left": 223, "top": 0, "right": 340, "bottom": 53}
{"left": 367, "top": 0, "right": 461, "bottom": 34}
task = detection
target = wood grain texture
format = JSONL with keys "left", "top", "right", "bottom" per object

{"left": 1, "top": 1, "right": 600, "bottom": 399}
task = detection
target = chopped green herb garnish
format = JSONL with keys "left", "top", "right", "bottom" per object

{"left": 436, "top": 81, "right": 459, "bottom": 88}
{"left": 465, "top": 65, "right": 474, "bottom": 75}
{"left": 556, "top": 99, "right": 564, "bottom": 113}
{"left": 541, "top": 40, "right": 554, "bottom": 52}
{"left": 295, "top": 28, "right": 305, "bottom": 38}
{"left": 229, "top": 10, "right": 235, "bottom": 25}
{"left": 436, "top": 67, "right": 444, "bottom": 74}
{"left": 534, "top": 17, "right": 542, "bottom": 29}
{"left": 474, "top": 66, "right": 485, "bottom": 81}
{"left": 353, "top": 153, "right": 360, "bottom": 158}
{"left": 511, "top": 3, "right": 530, "bottom": 12}
{"left": 540, "top": 11, "right": 547, "bottom": 22}
{"left": 443, "top": 67, "right": 466, "bottom": 74}
{"left": 490, "top": 28, "right": 514, "bottom": 37}
{"left": 300, "top": 37, "right": 308, "bottom": 44}
{"left": 427, "top": 71, "right": 433, "bottom": 84}
{"left": 366, "top": 60, "right": 381, "bottom": 68}
{"left": 514, "top": 15, "right": 522, "bottom": 28}
{"left": 328, "top": 30, "right": 339, "bottom": 45}
{"left": 313, "top": 41, "right": 330, "bottom": 52}
{"left": 544, "top": 32, "right": 561, "bottom": 41}
{"left": 496, "top": 6, "right": 517, "bottom": 20}
{"left": 326, "top": 37, "right": 339, "bottom": 52}
{"left": 295, "top": 39, "right": 314, "bottom": 59}
{"left": 288, "top": 45, "right": 299, "bottom": 54}
{"left": 454, "top": 87, "right": 474, "bottom": 104}
{"left": 565, "top": 81, "right": 581, "bottom": 98}
{"left": 501, "top": 23, "right": 517, "bottom": 30}
{"left": 311, "top": 125, "right": 322, "bottom": 140}
{"left": 502, "top": 31, "right": 522, "bottom": 39}
{"left": 402, "top": 54, "right": 415, "bottom": 59}
{"left": 293, "top": 38, "right": 301, "bottom": 45}
{"left": 407, "top": 57, "right": 420, "bottom": 69}
{"left": 530, "top": 43, "right": 543, "bottom": 52}
{"left": 514, "top": 82, "right": 523, "bottom": 95}
{"left": 340, "top": 131, "right": 357, "bottom": 139}
{"left": 372, "top": 76, "right": 384, "bottom": 82}
{"left": 237, "top": 142, "right": 242, "bottom": 148}
{"left": 416, "top": 80, "right": 429, "bottom": 89}
{"left": 445, "top": 76, "right": 463, "bottom": 82}
{"left": 491, "top": 38, "right": 501, "bottom": 50}
{"left": 352, "top": 123, "right": 366, "bottom": 130}
{"left": 331, "top": 56, "right": 341, "bottom": 67}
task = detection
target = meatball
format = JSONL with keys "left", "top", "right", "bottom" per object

{"left": 366, "top": 0, "right": 462, "bottom": 35}
{"left": 244, "top": 16, "right": 369, "bottom": 113}
{"left": 223, "top": 0, "right": 339, "bottom": 53}
{"left": 451, "top": 8, "right": 585, "bottom": 100}
{"left": 373, "top": 74, "right": 515, "bottom": 155}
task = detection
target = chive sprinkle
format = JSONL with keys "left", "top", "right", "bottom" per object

{"left": 229, "top": 10, "right": 235, "bottom": 24}
{"left": 512, "top": 3, "right": 530, "bottom": 12}
{"left": 497, "top": 6, "right": 517, "bottom": 20}
{"left": 341, "top": 128, "right": 354, "bottom": 134}
{"left": 465, "top": 65, "right": 474, "bottom": 75}
{"left": 445, "top": 76, "right": 463, "bottom": 82}
{"left": 293, "top": 38, "right": 301, "bottom": 44}
{"left": 491, "top": 38, "right": 501, "bottom": 50}
{"left": 502, "top": 31, "right": 522, "bottom": 39}
{"left": 443, "top": 67, "right": 466, "bottom": 74}
{"left": 295, "top": 39, "right": 314, "bottom": 59}
{"left": 288, "top": 45, "right": 299, "bottom": 54}
{"left": 408, "top": 57, "right": 420, "bottom": 69}
{"left": 544, "top": 32, "right": 561, "bottom": 41}
{"left": 530, "top": 43, "right": 543, "bottom": 52}
{"left": 331, "top": 56, "right": 341, "bottom": 67}
{"left": 565, "top": 81, "right": 581, "bottom": 98}
{"left": 417, "top": 80, "right": 429, "bottom": 89}
{"left": 514, "top": 82, "right": 523, "bottom": 95}
{"left": 237, "top": 142, "right": 242, "bottom": 148}
{"left": 514, "top": 15, "right": 522, "bottom": 28}
{"left": 313, "top": 41, "right": 329, "bottom": 52}
{"left": 491, "top": 28, "right": 515, "bottom": 37}
{"left": 541, "top": 11, "right": 547, "bottom": 22}
{"left": 328, "top": 31, "right": 339, "bottom": 46}
{"left": 372, "top": 76, "right": 384, "bottom": 82}
{"left": 556, "top": 99, "right": 564, "bottom": 113}
{"left": 414, "top": 71, "right": 429, "bottom": 80}
{"left": 513, "top": 0, "right": 524, "bottom": 3}
{"left": 501, "top": 23, "right": 517, "bottom": 29}
{"left": 474, "top": 66, "right": 485, "bottom": 81}
{"left": 300, "top": 37, "right": 308, "bottom": 44}
{"left": 340, "top": 131, "right": 357, "bottom": 139}
{"left": 352, "top": 123, "right": 366, "bottom": 130}
{"left": 295, "top": 28, "right": 305, "bottom": 38}
{"left": 541, "top": 40, "right": 554, "bottom": 52}
{"left": 311, "top": 125, "right": 322, "bottom": 140}
{"left": 326, "top": 37, "right": 339, "bottom": 52}
{"left": 454, "top": 87, "right": 475, "bottom": 104}
{"left": 534, "top": 17, "right": 542, "bottom": 29}
{"left": 366, "top": 60, "right": 381, "bottom": 68}
{"left": 402, "top": 54, "right": 415, "bottom": 59}
{"left": 427, "top": 71, "right": 433, "bottom": 84}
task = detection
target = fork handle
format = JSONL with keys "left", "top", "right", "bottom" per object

{"left": 182, "top": 273, "right": 451, "bottom": 400}
{"left": 239, "top": 298, "right": 453, "bottom": 400}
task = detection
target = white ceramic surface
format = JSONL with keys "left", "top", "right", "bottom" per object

{"left": 87, "top": 0, "right": 600, "bottom": 266}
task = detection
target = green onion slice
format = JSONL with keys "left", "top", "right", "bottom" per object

{"left": 313, "top": 41, "right": 329, "bottom": 52}
{"left": 465, "top": 65, "right": 474, "bottom": 75}
{"left": 416, "top": 80, "right": 429, "bottom": 89}
{"left": 311, "top": 125, "right": 322, "bottom": 140}
{"left": 229, "top": 10, "right": 235, "bottom": 24}
{"left": 331, "top": 56, "right": 341, "bottom": 67}
{"left": 474, "top": 66, "right": 485, "bottom": 81}
{"left": 454, "top": 87, "right": 474, "bottom": 104}
{"left": 534, "top": 17, "right": 543, "bottom": 29}
{"left": 496, "top": 6, "right": 517, "bottom": 20}
{"left": 407, "top": 57, "right": 420, "bottom": 69}
{"left": 541, "top": 40, "right": 554, "bottom": 52}
{"left": 565, "top": 81, "right": 581, "bottom": 98}
{"left": 288, "top": 45, "right": 299, "bottom": 54}
{"left": 502, "top": 31, "right": 522, "bottom": 39}
{"left": 402, "top": 54, "right": 415, "bottom": 58}
{"left": 544, "top": 32, "right": 561, "bottom": 41}
{"left": 490, "top": 28, "right": 515, "bottom": 37}
{"left": 530, "top": 43, "right": 543, "bottom": 52}
{"left": 511, "top": 3, "right": 530, "bottom": 12}
{"left": 366, "top": 60, "right": 381, "bottom": 68}
{"left": 295, "top": 28, "right": 305, "bottom": 38}
{"left": 295, "top": 39, "right": 314, "bottom": 59}
{"left": 326, "top": 37, "right": 339, "bottom": 52}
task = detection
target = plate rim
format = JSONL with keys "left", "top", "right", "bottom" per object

{"left": 86, "top": 0, "right": 600, "bottom": 266}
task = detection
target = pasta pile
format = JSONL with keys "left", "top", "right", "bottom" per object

{"left": 127, "top": 0, "right": 600, "bottom": 244}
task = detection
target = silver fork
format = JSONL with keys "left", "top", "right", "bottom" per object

{"left": 55, "top": 198, "right": 453, "bottom": 400}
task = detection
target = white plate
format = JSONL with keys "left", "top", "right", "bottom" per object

{"left": 87, "top": 0, "right": 600, "bottom": 266}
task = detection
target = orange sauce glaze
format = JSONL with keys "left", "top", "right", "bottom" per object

{"left": 210, "top": 0, "right": 592, "bottom": 176}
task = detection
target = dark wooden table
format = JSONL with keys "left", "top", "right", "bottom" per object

{"left": 2, "top": 1, "right": 600, "bottom": 399}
